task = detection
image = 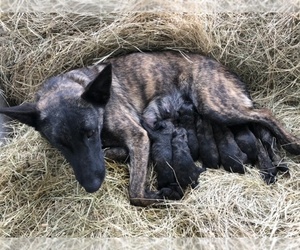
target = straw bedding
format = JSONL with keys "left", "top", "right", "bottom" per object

{"left": 0, "top": 0, "right": 300, "bottom": 239}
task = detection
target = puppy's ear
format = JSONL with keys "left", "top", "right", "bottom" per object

{"left": 154, "top": 121, "right": 166, "bottom": 130}
{"left": 0, "top": 103, "right": 39, "bottom": 129}
{"left": 81, "top": 64, "right": 112, "bottom": 106}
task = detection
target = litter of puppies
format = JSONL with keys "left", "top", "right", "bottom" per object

{"left": 142, "top": 90, "right": 289, "bottom": 198}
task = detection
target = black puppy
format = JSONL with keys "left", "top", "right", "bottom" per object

{"left": 142, "top": 89, "right": 184, "bottom": 128}
{"left": 196, "top": 115, "right": 220, "bottom": 169}
{"left": 251, "top": 124, "right": 288, "bottom": 177}
{"left": 141, "top": 120, "right": 177, "bottom": 190}
{"left": 230, "top": 125, "right": 258, "bottom": 165}
{"left": 213, "top": 124, "right": 248, "bottom": 174}
{"left": 171, "top": 127, "right": 205, "bottom": 195}
{"left": 255, "top": 138, "right": 277, "bottom": 184}
{"left": 177, "top": 102, "right": 199, "bottom": 161}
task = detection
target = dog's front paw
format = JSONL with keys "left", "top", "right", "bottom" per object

{"left": 129, "top": 187, "right": 185, "bottom": 206}
{"left": 129, "top": 190, "right": 168, "bottom": 207}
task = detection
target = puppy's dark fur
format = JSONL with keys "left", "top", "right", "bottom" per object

{"left": 141, "top": 120, "right": 175, "bottom": 188}
{"left": 177, "top": 101, "right": 199, "bottom": 161}
{"left": 255, "top": 139, "right": 277, "bottom": 184}
{"left": 231, "top": 125, "right": 258, "bottom": 165}
{"left": 252, "top": 124, "right": 289, "bottom": 174}
{"left": 196, "top": 115, "right": 220, "bottom": 169}
{"left": 213, "top": 124, "right": 248, "bottom": 174}
{"left": 142, "top": 89, "right": 184, "bottom": 128}
{"left": 1, "top": 51, "right": 299, "bottom": 206}
{"left": 171, "top": 127, "right": 205, "bottom": 194}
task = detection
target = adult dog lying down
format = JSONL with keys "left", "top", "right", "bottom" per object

{"left": 0, "top": 51, "right": 299, "bottom": 206}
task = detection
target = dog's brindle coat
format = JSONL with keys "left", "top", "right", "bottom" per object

{"left": 1, "top": 51, "right": 300, "bottom": 206}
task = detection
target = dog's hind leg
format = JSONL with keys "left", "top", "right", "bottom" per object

{"left": 214, "top": 107, "right": 300, "bottom": 155}
{"left": 190, "top": 81, "right": 300, "bottom": 155}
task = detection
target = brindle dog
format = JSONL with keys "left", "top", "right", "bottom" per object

{"left": 0, "top": 52, "right": 299, "bottom": 206}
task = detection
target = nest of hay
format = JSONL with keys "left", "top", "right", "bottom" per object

{"left": 0, "top": 0, "right": 300, "bottom": 239}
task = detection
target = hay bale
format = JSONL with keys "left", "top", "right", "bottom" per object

{"left": 0, "top": 0, "right": 299, "bottom": 239}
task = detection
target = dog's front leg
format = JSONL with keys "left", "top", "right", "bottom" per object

{"left": 124, "top": 122, "right": 172, "bottom": 206}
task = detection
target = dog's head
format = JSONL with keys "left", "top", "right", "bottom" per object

{"left": 0, "top": 64, "right": 112, "bottom": 193}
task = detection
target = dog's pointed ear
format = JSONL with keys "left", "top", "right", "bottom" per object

{"left": 0, "top": 103, "right": 39, "bottom": 129}
{"left": 81, "top": 64, "right": 112, "bottom": 106}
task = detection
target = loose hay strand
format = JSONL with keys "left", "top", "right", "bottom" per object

{"left": 0, "top": 0, "right": 300, "bottom": 239}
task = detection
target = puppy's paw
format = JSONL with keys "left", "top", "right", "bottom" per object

{"left": 261, "top": 172, "right": 277, "bottom": 185}
{"left": 159, "top": 186, "right": 183, "bottom": 200}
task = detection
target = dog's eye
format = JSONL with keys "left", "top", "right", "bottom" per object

{"left": 86, "top": 129, "right": 96, "bottom": 139}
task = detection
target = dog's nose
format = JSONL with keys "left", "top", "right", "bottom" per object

{"left": 83, "top": 178, "right": 102, "bottom": 193}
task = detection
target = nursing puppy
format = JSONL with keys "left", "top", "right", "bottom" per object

{"left": 196, "top": 115, "right": 220, "bottom": 169}
{"left": 256, "top": 139, "right": 277, "bottom": 184}
{"left": 143, "top": 91, "right": 199, "bottom": 161}
{"left": 213, "top": 124, "right": 248, "bottom": 174}
{"left": 231, "top": 125, "right": 258, "bottom": 165}
{"left": 177, "top": 101, "right": 199, "bottom": 161}
{"left": 142, "top": 89, "right": 184, "bottom": 128}
{"left": 1, "top": 51, "right": 299, "bottom": 206}
{"left": 171, "top": 127, "right": 205, "bottom": 195}
{"left": 251, "top": 124, "right": 289, "bottom": 174}
{"left": 141, "top": 120, "right": 181, "bottom": 198}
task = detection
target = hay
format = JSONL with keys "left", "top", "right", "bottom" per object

{"left": 1, "top": 0, "right": 300, "bottom": 240}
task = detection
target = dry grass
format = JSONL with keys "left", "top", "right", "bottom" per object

{"left": 0, "top": 0, "right": 300, "bottom": 242}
